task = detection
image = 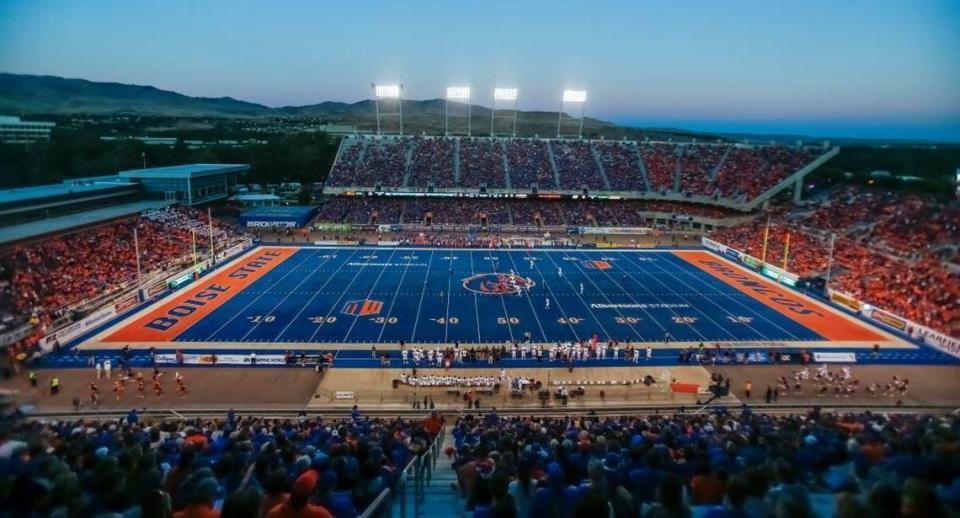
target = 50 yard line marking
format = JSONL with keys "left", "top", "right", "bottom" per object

{"left": 504, "top": 250, "right": 548, "bottom": 342}
{"left": 469, "top": 251, "right": 482, "bottom": 343}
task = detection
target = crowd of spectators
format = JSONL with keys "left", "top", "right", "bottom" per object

{"left": 640, "top": 143, "right": 680, "bottom": 193}
{"left": 0, "top": 411, "right": 440, "bottom": 517}
{"left": 409, "top": 137, "right": 456, "bottom": 188}
{"left": 326, "top": 137, "right": 825, "bottom": 204}
{"left": 0, "top": 207, "right": 241, "bottom": 336}
{"left": 460, "top": 138, "right": 508, "bottom": 188}
{"left": 316, "top": 198, "right": 746, "bottom": 227}
{"left": 712, "top": 147, "right": 819, "bottom": 201}
{"left": 353, "top": 140, "right": 409, "bottom": 188}
{"left": 595, "top": 142, "right": 647, "bottom": 191}
{"left": 709, "top": 187, "right": 960, "bottom": 337}
{"left": 449, "top": 409, "right": 960, "bottom": 518}
{"left": 325, "top": 142, "right": 363, "bottom": 186}
{"left": 552, "top": 141, "right": 606, "bottom": 191}
{"left": 677, "top": 145, "right": 727, "bottom": 197}
{"left": 506, "top": 140, "right": 556, "bottom": 190}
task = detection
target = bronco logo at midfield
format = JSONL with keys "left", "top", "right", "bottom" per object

{"left": 462, "top": 273, "right": 536, "bottom": 295}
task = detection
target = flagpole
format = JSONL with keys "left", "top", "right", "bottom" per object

{"left": 824, "top": 233, "right": 836, "bottom": 294}
{"left": 760, "top": 215, "right": 771, "bottom": 268}
{"left": 134, "top": 227, "right": 143, "bottom": 293}
{"left": 782, "top": 232, "right": 791, "bottom": 270}
{"left": 192, "top": 228, "right": 198, "bottom": 275}
{"left": 208, "top": 207, "right": 215, "bottom": 265}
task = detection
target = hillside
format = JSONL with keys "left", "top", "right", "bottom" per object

{"left": 0, "top": 73, "right": 646, "bottom": 138}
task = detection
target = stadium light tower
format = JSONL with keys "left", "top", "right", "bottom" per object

{"left": 371, "top": 83, "right": 403, "bottom": 135}
{"left": 557, "top": 89, "right": 587, "bottom": 139}
{"left": 491, "top": 87, "right": 518, "bottom": 138}
{"left": 445, "top": 86, "right": 472, "bottom": 136}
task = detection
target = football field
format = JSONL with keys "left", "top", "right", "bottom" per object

{"left": 97, "top": 246, "right": 894, "bottom": 347}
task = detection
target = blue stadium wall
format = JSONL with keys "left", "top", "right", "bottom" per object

{"left": 238, "top": 206, "right": 317, "bottom": 228}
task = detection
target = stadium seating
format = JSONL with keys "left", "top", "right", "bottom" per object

{"left": 315, "top": 198, "right": 743, "bottom": 227}
{"left": 639, "top": 143, "right": 679, "bottom": 193}
{"left": 551, "top": 141, "right": 606, "bottom": 190}
{"left": 594, "top": 141, "right": 646, "bottom": 191}
{"left": 325, "top": 137, "right": 829, "bottom": 210}
{"left": 459, "top": 138, "right": 508, "bottom": 188}
{"left": 0, "top": 207, "right": 244, "bottom": 347}
{"left": 449, "top": 410, "right": 960, "bottom": 518}
{"left": 353, "top": 139, "right": 409, "bottom": 188}
{"left": 504, "top": 140, "right": 557, "bottom": 190}
{"left": 0, "top": 412, "right": 437, "bottom": 517}
{"left": 710, "top": 187, "right": 960, "bottom": 338}
{"left": 409, "top": 137, "right": 455, "bottom": 188}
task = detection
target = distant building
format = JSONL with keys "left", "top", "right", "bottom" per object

{"left": 0, "top": 115, "right": 56, "bottom": 144}
{"left": 119, "top": 164, "right": 248, "bottom": 205}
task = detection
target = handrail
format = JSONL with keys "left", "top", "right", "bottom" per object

{"left": 358, "top": 487, "right": 392, "bottom": 518}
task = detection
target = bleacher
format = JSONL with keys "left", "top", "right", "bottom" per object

{"left": 324, "top": 135, "right": 833, "bottom": 209}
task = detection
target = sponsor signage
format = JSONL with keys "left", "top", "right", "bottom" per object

{"left": 829, "top": 290, "right": 862, "bottom": 313}
{"left": 147, "top": 281, "right": 168, "bottom": 298}
{"left": 155, "top": 353, "right": 287, "bottom": 365}
{"left": 114, "top": 292, "right": 140, "bottom": 314}
{"left": 869, "top": 308, "right": 906, "bottom": 331}
{"left": 246, "top": 220, "right": 297, "bottom": 228}
{"left": 168, "top": 273, "right": 193, "bottom": 289}
{"left": 335, "top": 391, "right": 355, "bottom": 399}
{"left": 813, "top": 352, "right": 857, "bottom": 363}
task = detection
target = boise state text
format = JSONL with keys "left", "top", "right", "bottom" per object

{"left": 144, "top": 250, "right": 286, "bottom": 332}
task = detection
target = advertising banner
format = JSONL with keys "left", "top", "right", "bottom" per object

{"left": 869, "top": 308, "right": 907, "bottom": 331}
{"left": 154, "top": 353, "right": 287, "bottom": 366}
{"left": 829, "top": 290, "right": 863, "bottom": 313}
{"left": 813, "top": 352, "right": 857, "bottom": 363}
{"left": 114, "top": 292, "right": 140, "bottom": 314}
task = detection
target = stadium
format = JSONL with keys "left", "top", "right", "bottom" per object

{"left": 1, "top": 4, "right": 960, "bottom": 518}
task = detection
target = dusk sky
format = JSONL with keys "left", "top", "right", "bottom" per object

{"left": 1, "top": 0, "right": 958, "bottom": 141}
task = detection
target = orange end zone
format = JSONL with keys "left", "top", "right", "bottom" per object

{"left": 105, "top": 247, "right": 297, "bottom": 342}
{"left": 674, "top": 251, "right": 887, "bottom": 342}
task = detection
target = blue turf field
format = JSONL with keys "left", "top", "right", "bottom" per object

{"left": 171, "top": 247, "right": 828, "bottom": 344}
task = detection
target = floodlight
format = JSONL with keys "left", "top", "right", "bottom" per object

{"left": 562, "top": 90, "right": 587, "bottom": 103}
{"left": 494, "top": 88, "right": 518, "bottom": 101}
{"left": 374, "top": 84, "right": 401, "bottom": 99}
{"left": 446, "top": 86, "right": 471, "bottom": 100}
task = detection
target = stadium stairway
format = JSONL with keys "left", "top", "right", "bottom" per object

{"left": 393, "top": 426, "right": 461, "bottom": 518}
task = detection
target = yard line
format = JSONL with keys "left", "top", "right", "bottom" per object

{"left": 239, "top": 251, "right": 340, "bottom": 340}
{"left": 200, "top": 250, "right": 320, "bottom": 341}
{"left": 574, "top": 250, "right": 710, "bottom": 341}
{"left": 539, "top": 251, "right": 611, "bottom": 340}
{"left": 468, "top": 251, "right": 482, "bottom": 343}
{"left": 572, "top": 251, "right": 669, "bottom": 336}
{"left": 274, "top": 250, "right": 359, "bottom": 340}
{"left": 654, "top": 254, "right": 802, "bottom": 340}
{"left": 408, "top": 250, "right": 437, "bottom": 342}
{"left": 565, "top": 251, "right": 645, "bottom": 339}
{"left": 486, "top": 251, "right": 516, "bottom": 343}
{"left": 376, "top": 251, "right": 416, "bottom": 343}
{"left": 616, "top": 252, "right": 736, "bottom": 340}
{"left": 530, "top": 261, "right": 584, "bottom": 343}
{"left": 503, "top": 250, "right": 549, "bottom": 342}
{"left": 342, "top": 249, "right": 401, "bottom": 342}
{"left": 444, "top": 252, "right": 454, "bottom": 342}
{"left": 306, "top": 249, "right": 389, "bottom": 342}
